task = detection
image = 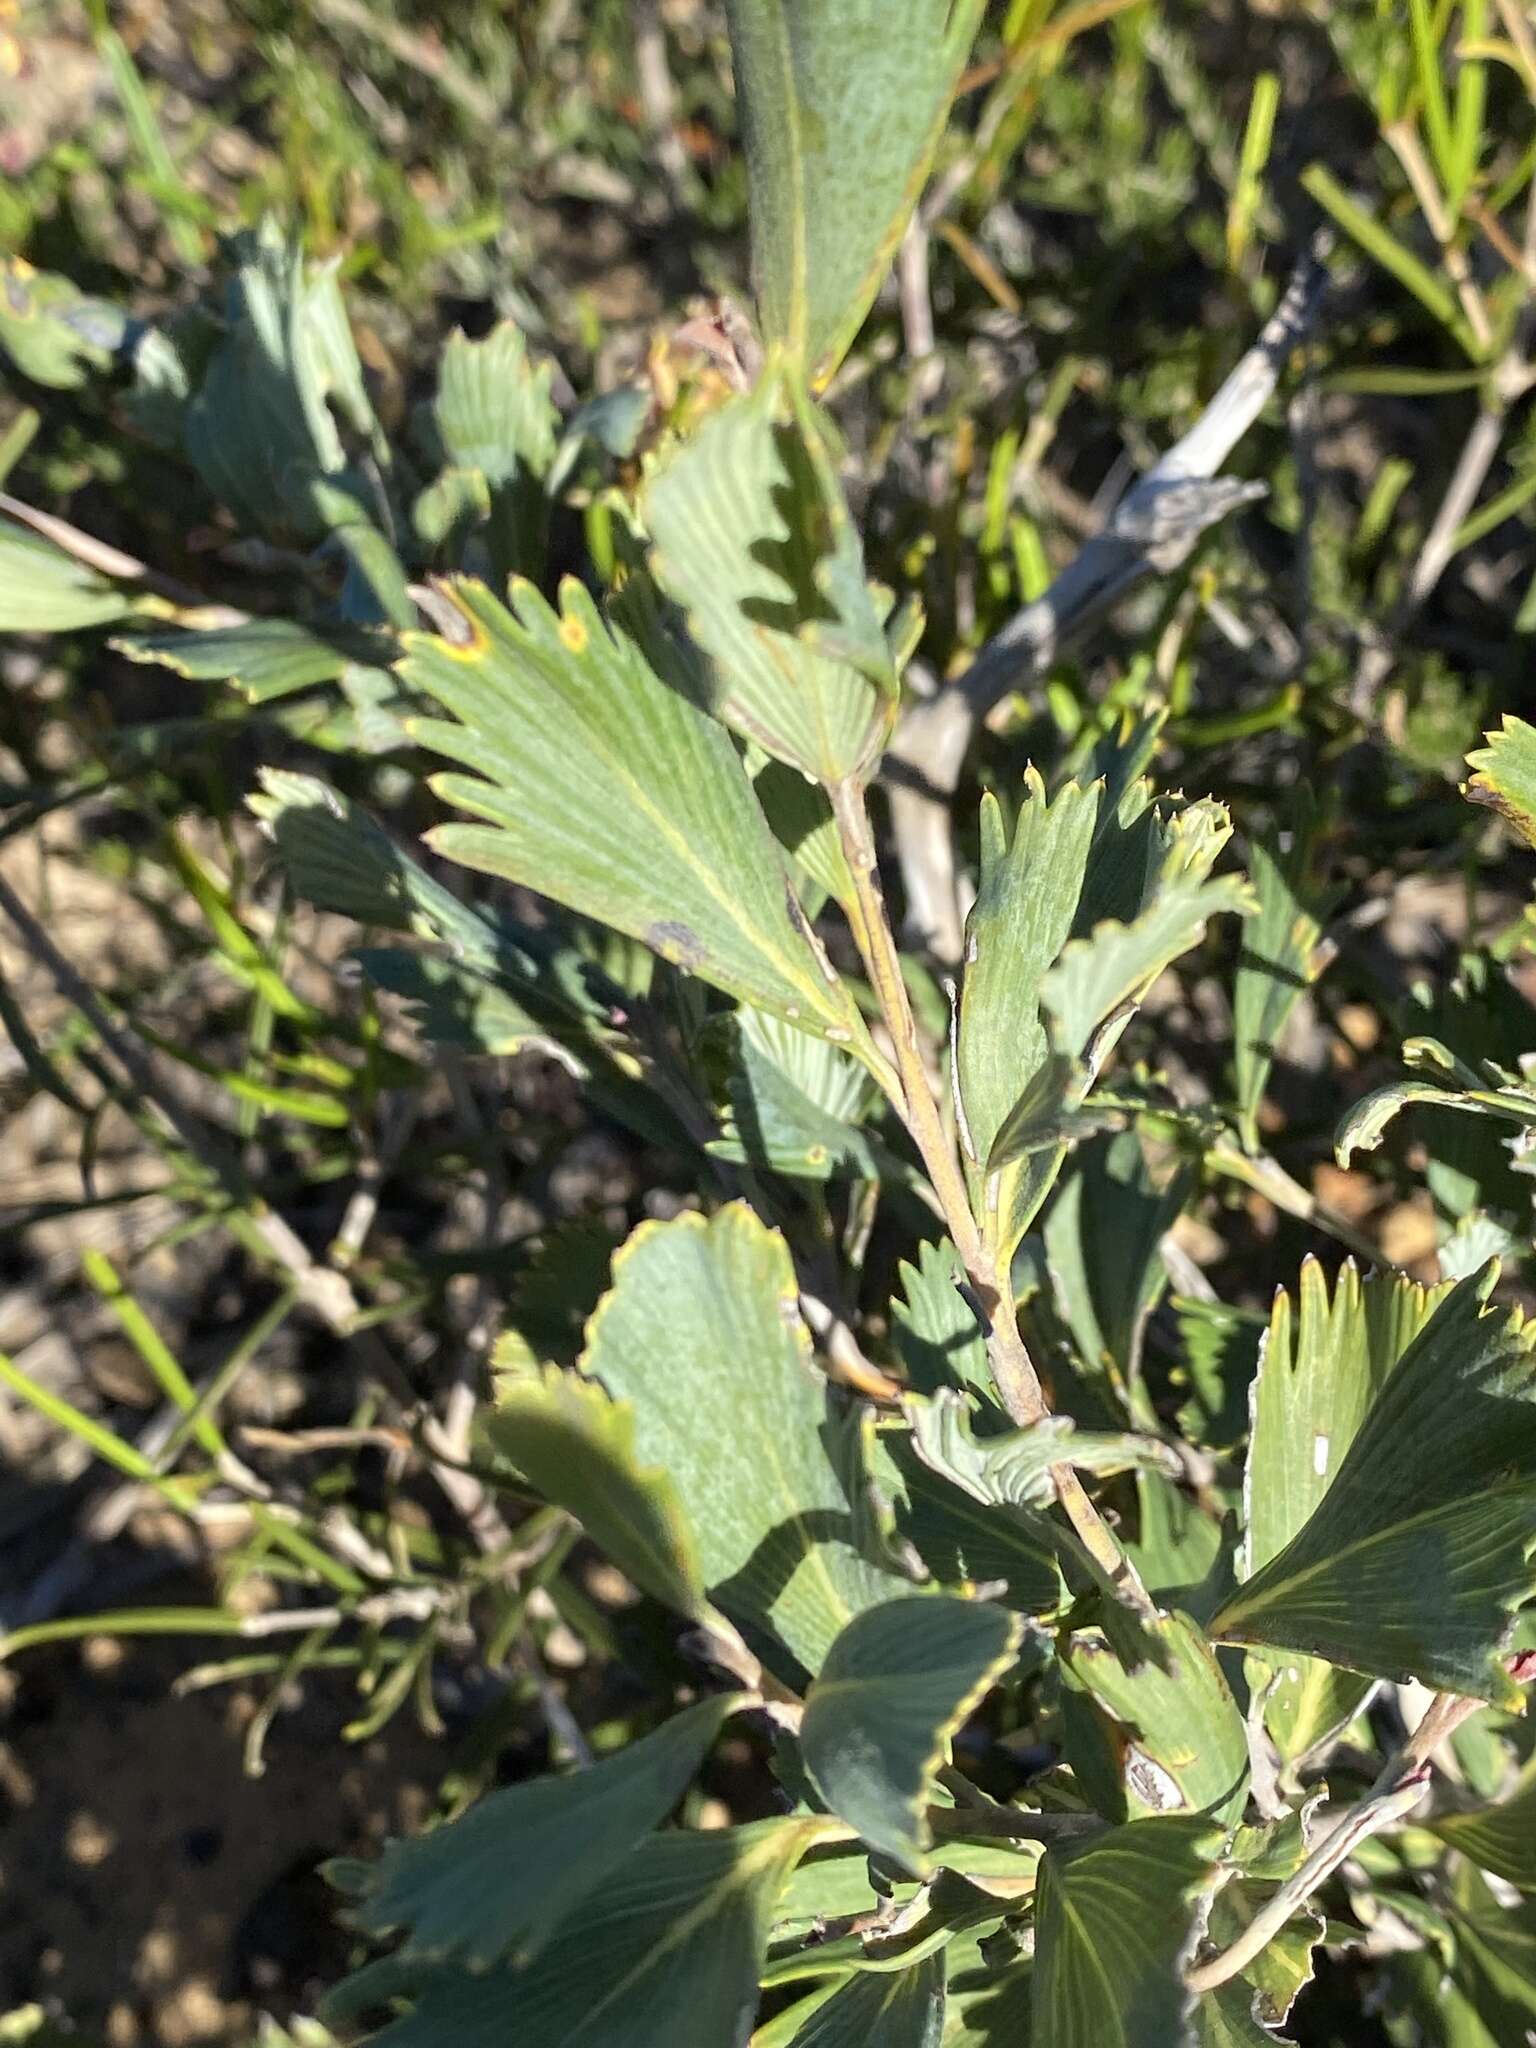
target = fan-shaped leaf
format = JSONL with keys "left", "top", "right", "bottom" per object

{"left": 0, "top": 520, "right": 135, "bottom": 631}
{"left": 581, "top": 1205, "right": 904, "bottom": 1678}
{"left": 1060, "top": 1610, "right": 1249, "bottom": 1825}
{"left": 1031, "top": 1817, "right": 1222, "bottom": 2048}
{"left": 404, "top": 576, "right": 872, "bottom": 1054}
{"left": 644, "top": 370, "right": 897, "bottom": 781}
{"left": 326, "top": 1817, "right": 834, "bottom": 2048}
{"left": 1431, "top": 1766, "right": 1536, "bottom": 1889}
{"left": 800, "top": 1597, "right": 1020, "bottom": 1873}
{"left": 1466, "top": 714, "right": 1536, "bottom": 848}
{"left": 114, "top": 618, "right": 381, "bottom": 702}
{"left": 339, "top": 1692, "right": 745, "bottom": 1969}
{"left": 487, "top": 1365, "right": 706, "bottom": 1622}
{"left": 1214, "top": 1265, "right": 1536, "bottom": 1704}
{"left": 1238, "top": 1258, "right": 1448, "bottom": 1760}
{"left": 726, "top": 0, "right": 987, "bottom": 383}
{"left": 783, "top": 1956, "right": 946, "bottom": 2046}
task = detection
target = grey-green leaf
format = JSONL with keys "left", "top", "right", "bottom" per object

{"left": 1032, "top": 1817, "right": 1221, "bottom": 2048}
{"left": 580, "top": 1204, "right": 904, "bottom": 1678}
{"left": 0, "top": 520, "right": 136, "bottom": 632}
{"left": 726, "top": 0, "right": 987, "bottom": 383}
{"left": 1431, "top": 1765, "right": 1536, "bottom": 1889}
{"left": 800, "top": 1596, "right": 1020, "bottom": 1873}
{"left": 959, "top": 776, "right": 1100, "bottom": 1167}
{"left": 644, "top": 371, "right": 897, "bottom": 781}
{"left": 1465, "top": 713, "right": 1536, "bottom": 849}
{"left": 114, "top": 619, "right": 378, "bottom": 702}
{"left": 407, "top": 576, "right": 873, "bottom": 1053}
{"left": 786, "top": 1956, "right": 947, "bottom": 2046}
{"left": 342, "top": 1692, "right": 745, "bottom": 1969}
{"left": 1059, "top": 1610, "right": 1249, "bottom": 1825}
{"left": 1213, "top": 1265, "right": 1536, "bottom": 1705}
{"left": 487, "top": 1365, "right": 707, "bottom": 1621}
{"left": 907, "top": 1388, "right": 1179, "bottom": 1514}
{"left": 327, "top": 1816, "right": 832, "bottom": 2048}
{"left": 423, "top": 321, "right": 558, "bottom": 581}
{"left": 1231, "top": 819, "right": 1335, "bottom": 1153}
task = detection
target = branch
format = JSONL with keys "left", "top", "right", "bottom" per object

{"left": 1184, "top": 1688, "right": 1484, "bottom": 1995}
{"left": 884, "top": 236, "right": 1331, "bottom": 961}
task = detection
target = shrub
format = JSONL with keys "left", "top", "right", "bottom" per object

{"left": 6, "top": 4, "right": 1536, "bottom": 2045}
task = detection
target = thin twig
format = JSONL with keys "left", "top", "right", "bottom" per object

{"left": 1185, "top": 1689, "right": 1484, "bottom": 1994}
{"left": 828, "top": 778, "right": 1155, "bottom": 1617}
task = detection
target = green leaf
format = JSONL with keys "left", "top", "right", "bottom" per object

{"left": 356, "top": 948, "right": 552, "bottom": 1057}
{"left": 644, "top": 370, "right": 897, "bottom": 781}
{"left": 423, "top": 321, "right": 558, "bottom": 582}
{"left": 1043, "top": 868, "right": 1253, "bottom": 1066}
{"left": 959, "top": 776, "right": 1101, "bottom": 1167}
{"left": 783, "top": 1956, "right": 946, "bottom": 2046}
{"left": 1041, "top": 1133, "right": 1190, "bottom": 1402}
{"left": 1235, "top": 1259, "right": 1450, "bottom": 1758}
{"left": 337, "top": 1692, "right": 745, "bottom": 1969}
{"left": 1059, "top": 1610, "right": 1249, "bottom": 1825}
{"left": 726, "top": 0, "right": 987, "bottom": 383}
{"left": 1031, "top": 1817, "right": 1221, "bottom": 2048}
{"left": 907, "top": 1388, "right": 1179, "bottom": 1515}
{"left": 182, "top": 220, "right": 390, "bottom": 541}
{"left": 942, "top": 1934, "right": 1034, "bottom": 2045}
{"left": 0, "top": 520, "right": 136, "bottom": 632}
{"left": 113, "top": 619, "right": 381, "bottom": 702}
{"left": 1431, "top": 1764, "right": 1536, "bottom": 1889}
{"left": 1231, "top": 817, "right": 1336, "bottom": 1152}
{"left": 581, "top": 1205, "right": 904, "bottom": 1677}
{"left": 486, "top": 1365, "right": 707, "bottom": 1622}
{"left": 852, "top": 1411, "right": 1063, "bottom": 1615}
{"left": 1213, "top": 1265, "right": 1536, "bottom": 1705}
{"left": 405, "top": 576, "right": 872, "bottom": 1053}
{"left": 958, "top": 775, "right": 1100, "bottom": 1253}
{"left": 1466, "top": 714, "right": 1536, "bottom": 848}
{"left": 326, "top": 1816, "right": 832, "bottom": 2048}
{"left": 712, "top": 1007, "right": 880, "bottom": 1181}
{"left": 1446, "top": 1869, "right": 1536, "bottom": 2047}
{"left": 892, "top": 1241, "right": 994, "bottom": 1405}
{"left": 800, "top": 1597, "right": 1019, "bottom": 1873}
{"left": 0, "top": 257, "right": 126, "bottom": 389}
{"left": 249, "top": 769, "right": 498, "bottom": 953}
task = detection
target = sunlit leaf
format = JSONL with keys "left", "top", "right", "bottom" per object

{"left": 1060, "top": 1609, "right": 1249, "bottom": 1825}
{"left": 405, "top": 576, "right": 873, "bottom": 1053}
{"left": 644, "top": 368, "right": 897, "bottom": 781}
{"left": 1238, "top": 1258, "right": 1449, "bottom": 1760}
{"left": 581, "top": 1205, "right": 904, "bottom": 1678}
{"left": 725, "top": 0, "right": 987, "bottom": 383}
{"left": 487, "top": 1365, "right": 707, "bottom": 1621}
{"left": 1214, "top": 1265, "right": 1536, "bottom": 1705}
{"left": 0, "top": 520, "right": 136, "bottom": 632}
